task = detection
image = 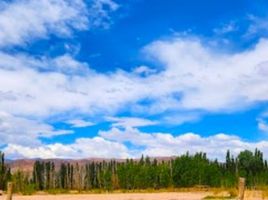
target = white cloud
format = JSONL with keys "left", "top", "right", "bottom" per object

{"left": 0, "top": 0, "right": 118, "bottom": 47}
{"left": 245, "top": 15, "right": 268, "bottom": 38}
{"left": 213, "top": 21, "right": 237, "bottom": 35}
{"left": 5, "top": 127, "right": 268, "bottom": 161}
{"left": 133, "top": 65, "right": 157, "bottom": 76}
{"left": 99, "top": 126, "right": 158, "bottom": 147}
{"left": 4, "top": 137, "right": 129, "bottom": 159}
{"left": 89, "top": 0, "right": 119, "bottom": 29}
{"left": 258, "top": 119, "right": 268, "bottom": 133}
{"left": 66, "top": 119, "right": 95, "bottom": 128}
{"left": 100, "top": 127, "right": 268, "bottom": 161}
{"left": 0, "top": 54, "right": 147, "bottom": 118}
{"left": 0, "top": 111, "right": 72, "bottom": 146}
{"left": 0, "top": 0, "right": 87, "bottom": 47}
{"left": 144, "top": 37, "right": 268, "bottom": 112}
{"left": 1, "top": 0, "right": 268, "bottom": 158}
{"left": 50, "top": 54, "right": 91, "bottom": 74}
{"left": 0, "top": 37, "right": 268, "bottom": 141}
{"left": 161, "top": 112, "right": 201, "bottom": 125}
{"left": 107, "top": 116, "right": 157, "bottom": 128}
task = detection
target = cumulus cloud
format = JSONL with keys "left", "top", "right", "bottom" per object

{"left": 0, "top": 0, "right": 87, "bottom": 47}
{"left": 5, "top": 127, "right": 268, "bottom": 161}
{"left": 0, "top": 0, "right": 118, "bottom": 47}
{"left": 133, "top": 65, "right": 157, "bottom": 76}
{"left": 144, "top": 37, "right": 268, "bottom": 112}
{"left": 0, "top": 111, "right": 72, "bottom": 146}
{"left": 1, "top": 36, "right": 268, "bottom": 121}
{"left": 1, "top": 37, "right": 268, "bottom": 152}
{"left": 100, "top": 127, "right": 268, "bottom": 160}
{"left": 0, "top": 0, "right": 119, "bottom": 150}
{"left": 1, "top": 0, "right": 268, "bottom": 158}
{"left": 0, "top": 56, "right": 144, "bottom": 118}
{"left": 4, "top": 137, "right": 129, "bottom": 159}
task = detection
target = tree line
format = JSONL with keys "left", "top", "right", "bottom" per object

{"left": 2, "top": 149, "right": 268, "bottom": 193}
{"left": 0, "top": 151, "right": 11, "bottom": 190}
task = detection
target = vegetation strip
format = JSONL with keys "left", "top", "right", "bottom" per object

{"left": 0, "top": 149, "right": 267, "bottom": 195}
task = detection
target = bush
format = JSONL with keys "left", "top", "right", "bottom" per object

{"left": 21, "top": 184, "right": 35, "bottom": 195}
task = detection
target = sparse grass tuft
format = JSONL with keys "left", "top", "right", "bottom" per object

{"left": 46, "top": 189, "right": 70, "bottom": 195}
{"left": 227, "top": 188, "right": 238, "bottom": 197}
{"left": 203, "top": 196, "right": 234, "bottom": 200}
{"left": 21, "top": 184, "right": 36, "bottom": 195}
{"left": 203, "top": 188, "right": 237, "bottom": 200}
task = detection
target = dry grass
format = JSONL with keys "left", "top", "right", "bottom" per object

{"left": 2, "top": 188, "right": 268, "bottom": 200}
{"left": 202, "top": 188, "right": 236, "bottom": 200}
{"left": 202, "top": 188, "right": 268, "bottom": 200}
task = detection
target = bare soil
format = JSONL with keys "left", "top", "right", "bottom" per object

{"left": 0, "top": 190, "right": 265, "bottom": 200}
{"left": 1, "top": 192, "right": 210, "bottom": 200}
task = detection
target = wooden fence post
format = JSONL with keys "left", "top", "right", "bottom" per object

{"left": 238, "top": 177, "right": 245, "bottom": 200}
{"left": 6, "top": 182, "right": 13, "bottom": 200}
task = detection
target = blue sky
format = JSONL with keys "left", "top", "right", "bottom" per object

{"left": 1, "top": 0, "right": 268, "bottom": 160}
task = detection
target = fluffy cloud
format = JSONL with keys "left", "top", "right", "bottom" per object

{"left": 1, "top": 36, "right": 268, "bottom": 121}
{"left": 5, "top": 127, "right": 268, "bottom": 160}
{"left": 144, "top": 38, "right": 268, "bottom": 112}
{"left": 133, "top": 65, "right": 157, "bottom": 76}
{"left": 0, "top": 55, "right": 144, "bottom": 118}
{"left": 0, "top": 111, "right": 72, "bottom": 146}
{"left": 1, "top": 0, "right": 268, "bottom": 159}
{"left": 0, "top": 0, "right": 118, "bottom": 47}
{"left": 5, "top": 137, "right": 129, "bottom": 159}
{"left": 100, "top": 127, "right": 268, "bottom": 160}
{"left": 0, "top": 0, "right": 121, "bottom": 150}
{"left": 0, "top": 0, "right": 87, "bottom": 47}
{"left": 0, "top": 0, "right": 268, "bottom": 123}
{"left": 1, "top": 37, "right": 268, "bottom": 151}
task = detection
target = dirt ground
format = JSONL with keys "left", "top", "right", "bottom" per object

{"left": 1, "top": 192, "right": 210, "bottom": 200}
{"left": 0, "top": 191, "right": 266, "bottom": 200}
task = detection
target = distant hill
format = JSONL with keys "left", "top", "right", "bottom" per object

{"left": 7, "top": 156, "right": 176, "bottom": 172}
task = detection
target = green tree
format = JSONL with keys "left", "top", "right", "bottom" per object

{"left": 0, "top": 152, "right": 10, "bottom": 190}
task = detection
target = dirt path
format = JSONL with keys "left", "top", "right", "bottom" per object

{"left": 1, "top": 192, "right": 210, "bottom": 200}
{"left": 245, "top": 190, "right": 264, "bottom": 200}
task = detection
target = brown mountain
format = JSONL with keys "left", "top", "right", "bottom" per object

{"left": 8, "top": 156, "right": 176, "bottom": 173}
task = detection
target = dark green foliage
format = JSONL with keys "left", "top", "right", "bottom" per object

{"left": 237, "top": 149, "right": 267, "bottom": 186}
{"left": 172, "top": 152, "right": 217, "bottom": 187}
{"left": 8, "top": 149, "right": 268, "bottom": 193}
{"left": 0, "top": 151, "right": 11, "bottom": 190}
{"left": 12, "top": 170, "right": 32, "bottom": 194}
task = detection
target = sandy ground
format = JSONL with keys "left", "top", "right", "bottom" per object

{"left": 1, "top": 192, "right": 210, "bottom": 200}
{"left": 0, "top": 191, "right": 265, "bottom": 200}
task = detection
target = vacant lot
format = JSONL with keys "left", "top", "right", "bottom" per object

{"left": 3, "top": 192, "right": 209, "bottom": 200}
